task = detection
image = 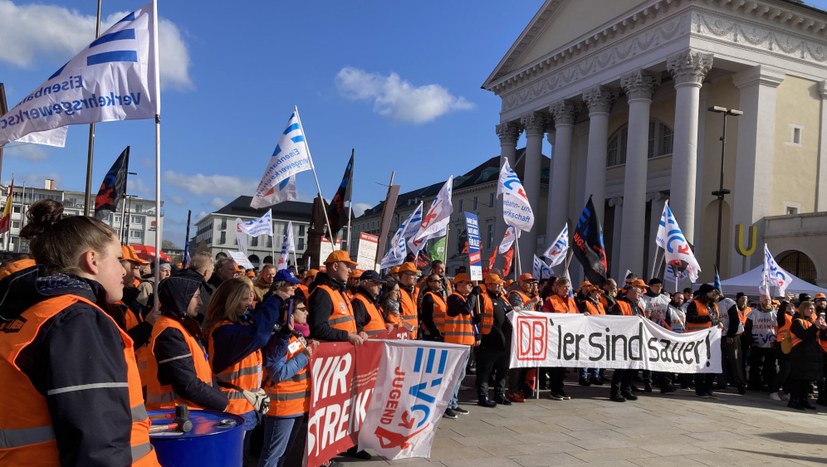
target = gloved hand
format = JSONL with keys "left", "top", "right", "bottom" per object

{"left": 242, "top": 389, "right": 271, "bottom": 415}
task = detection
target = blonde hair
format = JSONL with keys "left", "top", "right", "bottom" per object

{"left": 203, "top": 276, "right": 254, "bottom": 337}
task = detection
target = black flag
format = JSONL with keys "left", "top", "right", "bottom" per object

{"left": 571, "top": 196, "right": 608, "bottom": 286}
{"left": 325, "top": 151, "right": 354, "bottom": 239}
{"left": 94, "top": 146, "right": 130, "bottom": 219}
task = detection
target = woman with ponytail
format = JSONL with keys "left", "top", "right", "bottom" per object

{"left": 0, "top": 199, "right": 159, "bottom": 466}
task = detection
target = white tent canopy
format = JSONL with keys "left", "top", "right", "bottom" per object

{"left": 716, "top": 266, "right": 827, "bottom": 297}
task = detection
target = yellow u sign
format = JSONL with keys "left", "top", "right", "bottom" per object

{"left": 735, "top": 224, "right": 757, "bottom": 256}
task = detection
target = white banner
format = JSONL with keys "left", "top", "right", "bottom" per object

{"left": 357, "top": 232, "right": 379, "bottom": 271}
{"left": 227, "top": 251, "right": 254, "bottom": 270}
{"left": 358, "top": 340, "right": 469, "bottom": 460}
{"left": 508, "top": 311, "right": 721, "bottom": 373}
{"left": 237, "top": 210, "right": 273, "bottom": 237}
{"left": 320, "top": 237, "right": 341, "bottom": 264}
{"left": 497, "top": 159, "right": 534, "bottom": 232}
{"left": 276, "top": 221, "right": 295, "bottom": 271}
{"left": 0, "top": 2, "right": 158, "bottom": 146}
{"left": 252, "top": 108, "right": 313, "bottom": 208}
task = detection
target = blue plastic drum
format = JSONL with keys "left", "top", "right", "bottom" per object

{"left": 148, "top": 410, "right": 244, "bottom": 467}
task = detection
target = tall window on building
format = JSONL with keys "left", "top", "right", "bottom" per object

{"left": 487, "top": 223, "right": 494, "bottom": 249}
{"left": 219, "top": 232, "right": 226, "bottom": 244}
{"left": 607, "top": 120, "right": 673, "bottom": 167}
{"left": 473, "top": 196, "right": 478, "bottom": 211}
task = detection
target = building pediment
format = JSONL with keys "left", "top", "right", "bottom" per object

{"left": 484, "top": 0, "right": 827, "bottom": 103}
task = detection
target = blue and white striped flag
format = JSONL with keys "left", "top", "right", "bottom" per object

{"left": 542, "top": 224, "right": 569, "bottom": 268}
{"left": 237, "top": 209, "right": 273, "bottom": 237}
{"left": 380, "top": 204, "right": 421, "bottom": 270}
{"left": 761, "top": 244, "right": 793, "bottom": 297}
{"left": 402, "top": 202, "right": 423, "bottom": 240}
{"left": 533, "top": 255, "right": 553, "bottom": 280}
{"left": 252, "top": 108, "right": 313, "bottom": 208}
{"left": 276, "top": 221, "right": 295, "bottom": 271}
{"left": 0, "top": 2, "right": 159, "bottom": 147}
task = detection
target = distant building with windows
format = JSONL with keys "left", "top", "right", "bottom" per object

{"left": 192, "top": 197, "right": 312, "bottom": 268}
{"left": 0, "top": 179, "right": 162, "bottom": 254}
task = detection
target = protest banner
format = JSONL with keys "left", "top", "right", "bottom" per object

{"left": 227, "top": 251, "right": 254, "bottom": 270}
{"left": 464, "top": 212, "right": 482, "bottom": 281}
{"left": 307, "top": 341, "right": 381, "bottom": 467}
{"left": 509, "top": 311, "right": 721, "bottom": 373}
{"left": 319, "top": 237, "right": 342, "bottom": 264}
{"left": 358, "top": 340, "right": 469, "bottom": 460}
{"left": 356, "top": 232, "right": 379, "bottom": 271}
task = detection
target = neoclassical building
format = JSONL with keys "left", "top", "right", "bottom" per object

{"left": 484, "top": 0, "right": 827, "bottom": 286}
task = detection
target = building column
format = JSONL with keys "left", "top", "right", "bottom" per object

{"left": 730, "top": 65, "right": 785, "bottom": 275}
{"left": 547, "top": 100, "right": 578, "bottom": 245}
{"left": 816, "top": 81, "right": 827, "bottom": 211}
{"left": 619, "top": 71, "right": 659, "bottom": 277}
{"left": 521, "top": 112, "right": 546, "bottom": 270}
{"left": 609, "top": 196, "right": 624, "bottom": 280}
{"left": 647, "top": 192, "right": 668, "bottom": 279}
{"left": 495, "top": 121, "right": 522, "bottom": 265}
{"left": 582, "top": 86, "right": 616, "bottom": 222}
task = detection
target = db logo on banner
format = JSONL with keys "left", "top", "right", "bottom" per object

{"left": 516, "top": 314, "right": 548, "bottom": 361}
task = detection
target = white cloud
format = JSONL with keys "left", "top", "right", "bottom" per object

{"left": 167, "top": 195, "right": 186, "bottom": 206}
{"left": 335, "top": 67, "right": 474, "bottom": 124}
{"left": 0, "top": 1, "right": 192, "bottom": 90}
{"left": 352, "top": 202, "right": 372, "bottom": 217}
{"left": 162, "top": 170, "right": 257, "bottom": 197}
{"left": 210, "top": 197, "right": 226, "bottom": 208}
{"left": 5, "top": 144, "right": 49, "bottom": 161}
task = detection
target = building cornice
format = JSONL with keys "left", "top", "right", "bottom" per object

{"left": 487, "top": 0, "right": 827, "bottom": 107}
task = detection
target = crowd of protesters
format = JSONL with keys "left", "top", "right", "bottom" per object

{"left": 2, "top": 199, "right": 827, "bottom": 466}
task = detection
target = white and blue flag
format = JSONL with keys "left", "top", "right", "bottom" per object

{"left": 542, "top": 224, "right": 569, "bottom": 268}
{"left": 409, "top": 177, "right": 453, "bottom": 256}
{"left": 497, "top": 159, "right": 534, "bottom": 232}
{"left": 276, "top": 221, "right": 295, "bottom": 271}
{"left": 237, "top": 209, "right": 273, "bottom": 237}
{"left": 380, "top": 203, "right": 422, "bottom": 270}
{"left": 657, "top": 200, "right": 701, "bottom": 283}
{"left": 0, "top": 2, "right": 159, "bottom": 147}
{"left": 252, "top": 108, "right": 314, "bottom": 209}
{"left": 760, "top": 244, "right": 793, "bottom": 297}
{"left": 402, "top": 202, "right": 423, "bottom": 241}
{"left": 533, "top": 255, "right": 553, "bottom": 280}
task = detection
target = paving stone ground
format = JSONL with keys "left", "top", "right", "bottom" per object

{"left": 334, "top": 373, "right": 827, "bottom": 466}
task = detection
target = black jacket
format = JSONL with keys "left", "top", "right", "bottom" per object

{"left": 308, "top": 272, "right": 351, "bottom": 342}
{"left": 0, "top": 267, "right": 135, "bottom": 466}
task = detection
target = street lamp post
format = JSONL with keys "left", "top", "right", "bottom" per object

{"left": 707, "top": 106, "right": 743, "bottom": 273}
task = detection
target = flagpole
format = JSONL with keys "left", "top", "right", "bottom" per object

{"left": 0, "top": 84, "right": 7, "bottom": 184}
{"left": 650, "top": 247, "right": 662, "bottom": 280}
{"left": 346, "top": 149, "right": 354, "bottom": 251}
{"left": 293, "top": 106, "right": 336, "bottom": 249}
{"left": 183, "top": 210, "right": 191, "bottom": 268}
{"left": 270, "top": 209, "right": 275, "bottom": 266}
{"left": 514, "top": 233, "right": 521, "bottom": 281}
{"left": 82, "top": 0, "right": 103, "bottom": 217}
{"left": 151, "top": 0, "right": 162, "bottom": 315}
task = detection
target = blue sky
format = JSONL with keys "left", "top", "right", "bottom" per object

{"left": 1, "top": 0, "right": 826, "bottom": 247}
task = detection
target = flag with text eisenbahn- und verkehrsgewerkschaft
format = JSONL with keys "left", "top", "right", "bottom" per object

{"left": 94, "top": 146, "right": 130, "bottom": 219}
{"left": 251, "top": 108, "right": 313, "bottom": 209}
{"left": 497, "top": 159, "right": 534, "bottom": 233}
{"left": 0, "top": 2, "right": 159, "bottom": 147}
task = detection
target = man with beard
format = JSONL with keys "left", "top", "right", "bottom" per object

{"left": 608, "top": 279, "right": 648, "bottom": 402}
{"left": 686, "top": 283, "right": 723, "bottom": 398}
{"left": 724, "top": 292, "right": 750, "bottom": 394}
{"left": 420, "top": 273, "right": 447, "bottom": 341}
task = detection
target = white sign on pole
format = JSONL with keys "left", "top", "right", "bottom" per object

{"left": 227, "top": 250, "right": 254, "bottom": 270}
{"left": 356, "top": 232, "right": 379, "bottom": 271}
{"left": 319, "top": 237, "right": 342, "bottom": 266}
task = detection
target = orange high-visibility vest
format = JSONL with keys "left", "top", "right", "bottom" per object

{"left": 146, "top": 316, "right": 214, "bottom": 410}
{"left": 121, "top": 302, "right": 151, "bottom": 387}
{"left": 313, "top": 284, "right": 357, "bottom": 333}
{"left": 544, "top": 294, "right": 578, "bottom": 313}
{"left": 0, "top": 295, "right": 158, "bottom": 466}
{"left": 443, "top": 292, "right": 475, "bottom": 346}
{"left": 614, "top": 300, "right": 634, "bottom": 316}
{"left": 790, "top": 317, "right": 820, "bottom": 349}
{"left": 686, "top": 300, "right": 718, "bottom": 332}
{"left": 582, "top": 299, "right": 605, "bottom": 315}
{"left": 399, "top": 287, "right": 419, "bottom": 339}
{"left": 208, "top": 321, "right": 263, "bottom": 415}
{"left": 264, "top": 335, "right": 310, "bottom": 417}
{"left": 478, "top": 293, "right": 495, "bottom": 335}
{"left": 353, "top": 293, "right": 387, "bottom": 336}
{"left": 777, "top": 313, "right": 792, "bottom": 343}
{"left": 423, "top": 291, "right": 447, "bottom": 334}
